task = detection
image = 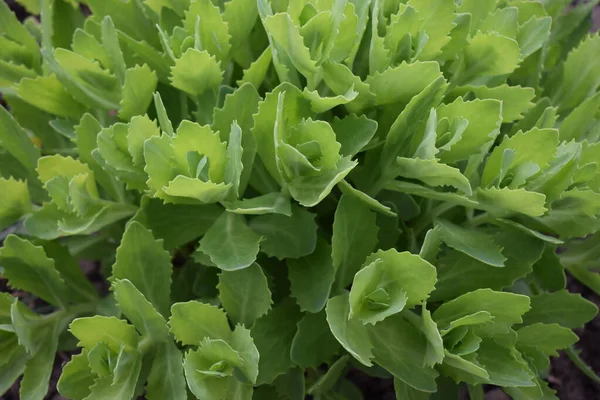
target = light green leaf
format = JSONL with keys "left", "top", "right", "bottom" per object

{"left": 516, "top": 323, "right": 578, "bottom": 356}
{"left": 291, "top": 311, "right": 340, "bottom": 368}
{"left": 326, "top": 293, "right": 373, "bottom": 367}
{"left": 432, "top": 289, "right": 530, "bottom": 330}
{"left": 431, "top": 228, "right": 545, "bottom": 302}
{"left": 14, "top": 75, "right": 86, "bottom": 119}
{"left": 0, "top": 106, "right": 40, "bottom": 174}
{"left": 369, "top": 314, "right": 439, "bottom": 392}
{"left": 454, "top": 32, "right": 521, "bottom": 86}
{"left": 224, "top": 122, "right": 244, "bottom": 198}
{"left": 517, "top": 16, "right": 551, "bottom": 59}
{"left": 549, "top": 34, "right": 600, "bottom": 113}
{"left": 230, "top": 324, "right": 260, "bottom": 384}
{"left": 249, "top": 205, "right": 317, "bottom": 259}
{"left": 330, "top": 114, "right": 378, "bottom": 158}
{"left": 476, "top": 339, "right": 535, "bottom": 387}
{"left": 521, "top": 290, "right": 598, "bottom": 329}
{"left": 0, "top": 178, "right": 31, "bottom": 230}
{"left": 288, "top": 238, "right": 335, "bottom": 313}
{"left": 337, "top": 180, "right": 396, "bottom": 217}
{"left": 184, "top": 0, "right": 231, "bottom": 62}
{"left": 381, "top": 77, "right": 447, "bottom": 174}
{"left": 100, "top": 16, "right": 126, "bottom": 82}
{"left": 367, "top": 62, "right": 443, "bottom": 106}
{"left": 112, "top": 279, "right": 169, "bottom": 343}
{"left": 119, "top": 64, "right": 158, "bottom": 121}
{"left": 476, "top": 187, "right": 547, "bottom": 217}
{"left": 419, "top": 307, "right": 444, "bottom": 367}
{"left": 57, "top": 351, "right": 96, "bottom": 400}
{"left": 0, "top": 235, "right": 69, "bottom": 308}
{"left": 436, "top": 219, "right": 506, "bottom": 267}
{"left": 395, "top": 158, "right": 472, "bottom": 195}
{"left": 170, "top": 48, "right": 223, "bottom": 96}
{"left": 84, "top": 349, "right": 142, "bottom": 400}
{"left": 350, "top": 249, "right": 436, "bottom": 324}
{"left": 237, "top": 47, "right": 272, "bottom": 87}
{"left": 452, "top": 84, "right": 535, "bottom": 122}
{"left": 112, "top": 221, "right": 172, "bottom": 317}
{"left": 169, "top": 301, "right": 231, "bottom": 345}
{"left": 437, "top": 97, "right": 502, "bottom": 165}
{"left": 251, "top": 300, "right": 303, "bottom": 384}
{"left": 559, "top": 90, "right": 600, "bottom": 142}
{"left": 218, "top": 263, "right": 272, "bottom": 326}
{"left": 332, "top": 194, "right": 379, "bottom": 289}
{"left": 226, "top": 192, "right": 292, "bottom": 216}
{"left": 146, "top": 340, "right": 187, "bottom": 400}
{"left": 70, "top": 316, "right": 138, "bottom": 353}
{"left": 198, "top": 212, "right": 262, "bottom": 271}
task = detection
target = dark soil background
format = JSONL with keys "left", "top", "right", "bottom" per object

{"left": 1, "top": 0, "right": 600, "bottom": 399}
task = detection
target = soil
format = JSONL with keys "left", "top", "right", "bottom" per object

{"left": 1, "top": 0, "right": 600, "bottom": 399}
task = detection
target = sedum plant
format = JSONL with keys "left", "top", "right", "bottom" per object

{"left": 1, "top": 0, "right": 600, "bottom": 399}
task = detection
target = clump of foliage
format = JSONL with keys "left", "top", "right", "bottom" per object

{"left": 1, "top": 0, "right": 600, "bottom": 399}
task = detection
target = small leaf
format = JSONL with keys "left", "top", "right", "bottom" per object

{"left": 112, "top": 221, "right": 172, "bottom": 317}
{"left": 146, "top": 340, "right": 187, "bottom": 400}
{"left": 521, "top": 290, "right": 598, "bottom": 329}
{"left": 170, "top": 48, "right": 223, "bottom": 96}
{"left": 218, "top": 263, "right": 272, "bottom": 326}
{"left": 198, "top": 212, "right": 262, "bottom": 271}
{"left": 436, "top": 219, "right": 506, "bottom": 267}
{"left": 169, "top": 301, "right": 231, "bottom": 345}
{"left": 288, "top": 239, "right": 335, "bottom": 313}
{"left": 0, "top": 178, "right": 31, "bottom": 230}
{"left": 119, "top": 64, "right": 158, "bottom": 121}
{"left": 249, "top": 205, "right": 317, "bottom": 260}
{"left": 225, "top": 192, "right": 292, "bottom": 216}
{"left": 69, "top": 316, "right": 138, "bottom": 353}
{"left": 251, "top": 300, "right": 303, "bottom": 384}
{"left": 291, "top": 311, "right": 340, "bottom": 368}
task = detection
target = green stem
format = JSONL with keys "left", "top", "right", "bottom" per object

{"left": 468, "top": 212, "right": 491, "bottom": 227}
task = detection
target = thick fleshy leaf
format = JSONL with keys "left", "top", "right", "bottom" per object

{"left": 251, "top": 300, "right": 303, "bottom": 384}
{"left": 332, "top": 194, "right": 379, "bottom": 290}
{"left": 521, "top": 290, "right": 598, "bottom": 329}
{"left": 217, "top": 263, "right": 272, "bottom": 326}
{"left": 0, "top": 178, "right": 31, "bottom": 230}
{"left": 198, "top": 212, "right": 262, "bottom": 271}
{"left": 170, "top": 48, "right": 223, "bottom": 96}
{"left": 112, "top": 221, "right": 172, "bottom": 316}
{"left": 288, "top": 239, "right": 335, "bottom": 313}
{"left": 249, "top": 205, "right": 317, "bottom": 259}
{"left": 170, "top": 301, "right": 232, "bottom": 345}
{"left": 290, "top": 311, "right": 340, "bottom": 368}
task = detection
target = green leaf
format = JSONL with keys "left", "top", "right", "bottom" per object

{"left": 369, "top": 314, "right": 439, "bottom": 392}
{"left": 337, "top": 180, "right": 396, "bottom": 217}
{"left": 146, "top": 340, "right": 187, "bottom": 400}
{"left": 394, "top": 158, "right": 472, "bottom": 195}
{"left": 70, "top": 316, "right": 138, "bottom": 353}
{"left": 349, "top": 250, "right": 437, "bottom": 324}
{"left": 516, "top": 323, "right": 578, "bottom": 356}
{"left": 381, "top": 77, "right": 447, "bottom": 174}
{"left": 559, "top": 90, "right": 600, "bottom": 142}
{"left": 224, "top": 122, "right": 244, "bottom": 198}
{"left": 198, "top": 212, "right": 262, "bottom": 271}
{"left": 367, "top": 62, "right": 443, "bottom": 106}
{"left": 436, "top": 97, "right": 502, "bottom": 165}
{"left": 394, "top": 378, "right": 430, "bottom": 400}
{"left": 57, "top": 351, "right": 96, "bottom": 400}
{"left": 288, "top": 238, "right": 335, "bottom": 313}
{"left": 249, "top": 205, "right": 317, "bottom": 259}
{"left": 169, "top": 301, "right": 232, "bottom": 345}
{"left": 291, "top": 311, "right": 340, "bottom": 368}
{"left": 14, "top": 75, "right": 86, "bottom": 119}
{"left": 112, "top": 221, "right": 172, "bottom": 317}
{"left": 451, "top": 84, "right": 535, "bottom": 122}
{"left": 326, "top": 293, "right": 373, "bottom": 367}
{"left": 549, "top": 34, "right": 600, "bottom": 113}
{"left": 431, "top": 228, "right": 545, "bottom": 302}
{"left": 217, "top": 263, "right": 272, "bottom": 326}
{"left": 521, "top": 290, "right": 598, "bottom": 329}
{"left": 0, "top": 106, "right": 40, "bottom": 174}
{"left": 251, "top": 299, "right": 303, "bottom": 384}
{"left": 112, "top": 279, "right": 169, "bottom": 343}
{"left": 184, "top": 0, "right": 232, "bottom": 63}
{"left": 119, "top": 64, "right": 158, "bottom": 121}
{"left": 332, "top": 194, "right": 379, "bottom": 290}
{"left": 454, "top": 32, "right": 521, "bottom": 86}
{"left": 85, "top": 349, "right": 142, "bottom": 400}
{"left": 0, "top": 177, "right": 31, "bottom": 230}
{"left": 0, "top": 235, "right": 69, "bottom": 308}
{"left": 226, "top": 192, "right": 292, "bottom": 216}
{"left": 230, "top": 324, "right": 260, "bottom": 384}
{"left": 476, "top": 339, "right": 535, "bottom": 387}
{"left": 433, "top": 289, "right": 531, "bottom": 330}
{"left": 330, "top": 114, "right": 378, "bottom": 158}
{"left": 419, "top": 307, "right": 444, "bottom": 367}
{"left": 237, "top": 47, "right": 272, "bottom": 87}
{"left": 476, "top": 187, "right": 547, "bottom": 217}
{"left": 170, "top": 48, "right": 223, "bottom": 96}
{"left": 436, "top": 219, "right": 506, "bottom": 267}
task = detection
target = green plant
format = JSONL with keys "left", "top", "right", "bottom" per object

{"left": 1, "top": 0, "right": 600, "bottom": 398}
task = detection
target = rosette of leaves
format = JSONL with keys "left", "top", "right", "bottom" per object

{"left": 1, "top": 0, "right": 600, "bottom": 399}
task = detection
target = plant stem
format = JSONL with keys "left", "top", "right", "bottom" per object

{"left": 412, "top": 202, "right": 457, "bottom": 236}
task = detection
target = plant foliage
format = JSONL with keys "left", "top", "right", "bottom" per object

{"left": 1, "top": 0, "right": 600, "bottom": 399}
